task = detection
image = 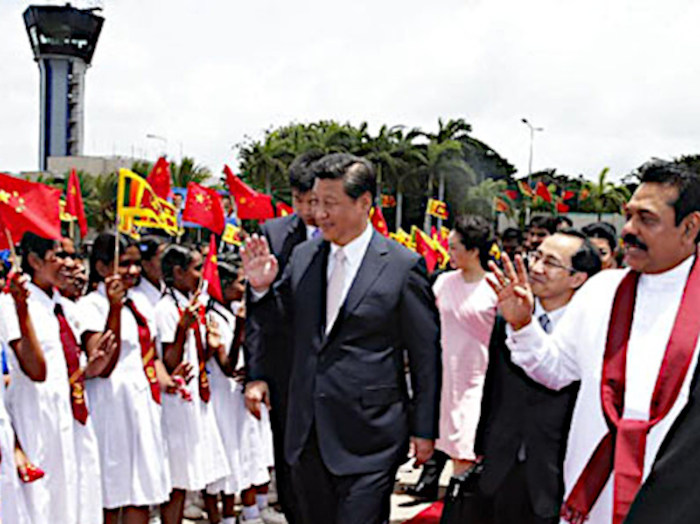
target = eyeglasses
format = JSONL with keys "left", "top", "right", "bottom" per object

{"left": 528, "top": 251, "right": 575, "bottom": 273}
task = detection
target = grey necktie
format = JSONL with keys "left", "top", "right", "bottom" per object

{"left": 326, "top": 248, "right": 346, "bottom": 332}
{"left": 538, "top": 313, "right": 553, "bottom": 334}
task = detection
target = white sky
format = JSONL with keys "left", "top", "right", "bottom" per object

{"left": 2, "top": 0, "right": 700, "bottom": 181}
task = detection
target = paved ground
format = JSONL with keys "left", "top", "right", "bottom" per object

{"left": 180, "top": 462, "right": 452, "bottom": 523}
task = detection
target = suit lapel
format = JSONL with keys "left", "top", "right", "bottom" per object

{"left": 320, "top": 232, "right": 390, "bottom": 349}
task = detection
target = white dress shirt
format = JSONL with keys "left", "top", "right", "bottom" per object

{"left": 506, "top": 255, "right": 699, "bottom": 524}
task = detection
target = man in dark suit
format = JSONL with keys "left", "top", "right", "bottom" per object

{"left": 242, "top": 153, "right": 442, "bottom": 524}
{"left": 478, "top": 231, "right": 601, "bottom": 524}
{"left": 255, "top": 151, "right": 322, "bottom": 523}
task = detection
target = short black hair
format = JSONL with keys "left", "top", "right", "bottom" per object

{"left": 502, "top": 227, "right": 523, "bottom": 243}
{"left": 20, "top": 232, "right": 58, "bottom": 277}
{"left": 138, "top": 235, "right": 166, "bottom": 262}
{"left": 289, "top": 150, "right": 325, "bottom": 193}
{"left": 555, "top": 216, "right": 574, "bottom": 229}
{"left": 582, "top": 222, "right": 617, "bottom": 253}
{"left": 311, "top": 153, "right": 376, "bottom": 200}
{"left": 88, "top": 232, "right": 133, "bottom": 286}
{"left": 557, "top": 228, "right": 602, "bottom": 279}
{"left": 161, "top": 245, "right": 194, "bottom": 287}
{"left": 639, "top": 161, "right": 700, "bottom": 242}
{"left": 529, "top": 215, "right": 557, "bottom": 234}
{"left": 453, "top": 214, "right": 493, "bottom": 270}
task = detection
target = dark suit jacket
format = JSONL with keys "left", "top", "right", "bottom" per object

{"left": 247, "top": 231, "right": 442, "bottom": 476}
{"left": 478, "top": 316, "right": 578, "bottom": 519}
{"left": 625, "top": 359, "right": 700, "bottom": 524}
{"left": 261, "top": 214, "right": 308, "bottom": 277}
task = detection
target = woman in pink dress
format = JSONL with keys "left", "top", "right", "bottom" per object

{"left": 434, "top": 214, "right": 498, "bottom": 477}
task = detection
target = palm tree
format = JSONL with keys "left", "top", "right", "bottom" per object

{"left": 171, "top": 157, "right": 212, "bottom": 187}
{"left": 583, "top": 167, "right": 631, "bottom": 220}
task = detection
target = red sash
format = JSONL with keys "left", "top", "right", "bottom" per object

{"left": 192, "top": 316, "right": 211, "bottom": 403}
{"left": 562, "top": 253, "right": 700, "bottom": 524}
{"left": 124, "top": 299, "right": 161, "bottom": 405}
{"left": 54, "top": 303, "right": 88, "bottom": 424}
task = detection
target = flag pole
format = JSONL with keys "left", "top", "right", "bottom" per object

{"left": 4, "top": 228, "right": 18, "bottom": 272}
{"left": 114, "top": 216, "right": 120, "bottom": 274}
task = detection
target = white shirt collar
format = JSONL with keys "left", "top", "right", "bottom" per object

{"left": 27, "top": 281, "right": 59, "bottom": 308}
{"left": 305, "top": 224, "right": 318, "bottom": 240}
{"left": 329, "top": 221, "right": 373, "bottom": 267}
{"left": 534, "top": 298, "right": 567, "bottom": 329}
{"left": 638, "top": 253, "right": 695, "bottom": 291}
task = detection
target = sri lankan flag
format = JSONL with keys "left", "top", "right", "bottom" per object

{"left": 426, "top": 198, "right": 448, "bottom": 220}
{"left": 117, "top": 169, "right": 178, "bottom": 236}
{"left": 222, "top": 223, "right": 243, "bottom": 246}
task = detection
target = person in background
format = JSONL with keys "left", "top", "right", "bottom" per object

{"left": 555, "top": 216, "right": 574, "bottom": 231}
{"left": 433, "top": 215, "right": 498, "bottom": 493}
{"left": 479, "top": 230, "right": 601, "bottom": 524}
{"left": 582, "top": 222, "right": 618, "bottom": 270}
{"left": 255, "top": 150, "right": 323, "bottom": 524}
{"left": 501, "top": 228, "right": 524, "bottom": 260}
{"left": 526, "top": 216, "right": 557, "bottom": 253}
{"left": 133, "top": 235, "right": 168, "bottom": 308}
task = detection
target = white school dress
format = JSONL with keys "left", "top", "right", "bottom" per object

{"left": 79, "top": 284, "right": 171, "bottom": 509}
{"left": 4, "top": 282, "right": 79, "bottom": 523}
{"left": 60, "top": 296, "right": 103, "bottom": 523}
{"left": 155, "top": 289, "right": 230, "bottom": 491}
{"left": 0, "top": 293, "right": 32, "bottom": 524}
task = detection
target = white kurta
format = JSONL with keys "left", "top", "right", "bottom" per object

{"left": 155, "top": 289, "right": 230, "bottom": 491}
{"left": 4, "top": 282, "right": 79, "bottom": 523}
{"left": 79, "top": 284, "right": 171, "bottom": 509}
{"left": 506, "top": 255, "right": 699, "bottom": 524}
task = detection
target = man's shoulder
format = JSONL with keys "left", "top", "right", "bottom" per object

{"left": 379, "top": 234, "right": 423, "bottom": 267}
{"left": 261, "top": 214, "right": 299, "bottom": 238}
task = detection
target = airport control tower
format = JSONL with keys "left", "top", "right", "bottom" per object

{"left": 23, "top": 4, "right": 104, "bottom": 170}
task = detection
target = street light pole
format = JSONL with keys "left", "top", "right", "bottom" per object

{"left": 146, "top": 133, "right": 168, "bottom": 158}
{"left": 521, "top": 118, "right": 543, "bottom": 224}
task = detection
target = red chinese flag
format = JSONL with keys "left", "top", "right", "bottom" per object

{"left": 556, "top": 200, "right": 570, "bottom": 213}
{"left": 415, "top": 231, "right": 438, "bottom": 273}
{"left": 504, "top": 189, "right": 519, "bottom": 201}
{"left": 535, "top": 181, "right": 553, "bottom": 203}
{"left": 66, "top": 169, "right": 88, "bottom": 237}
{"left": 0, "top": 173, "right": 61, "bottom": 249}
{"left": 147, "top": 157, "right": 171, "bottom": 200}
{"left": 223, "top": 165, "right": 274, "bottom": 220}
{"left": 182, "top": 182, "right": 225, "bottom": 234}
{"left": 370, "top": 207, "right": 389, "bottom": 237}
{"left": 203, "top": 234, "right": 223, "bottom": 302}
{"left": 275, "top": 200, "right": 294, "bottom": 217}
{"left": 563, "top": 190, "right": 576, "bottom": 201}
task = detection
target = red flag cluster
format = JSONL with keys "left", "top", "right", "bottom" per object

{"left": 224, "top": 166, "right": 274, "bottom": 220}
{"left": 182, "top": 182, "right": 226, "bottom": 234}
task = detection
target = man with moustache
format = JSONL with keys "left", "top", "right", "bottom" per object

{"left": 243, "top": 153, "right": 441, "bottom": 524}
{"left": 252, "top": 150, "right": 323, "bottom": 523}
{"left": 479, "top": 230, "right": 601, "bottom": 524}
{"left": 488, "top": 161, "right": 700, "bottom": 524}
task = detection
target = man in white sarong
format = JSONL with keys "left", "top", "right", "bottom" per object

{"left": 487, "top": 161, "right": 700, "bottom": 524}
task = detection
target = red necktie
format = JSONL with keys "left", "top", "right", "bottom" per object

{"left": 192, "top": 317, "right": 211, "bottom": 403}
{"left": 54, "top": 303, "right": 88, "bottom": 424}
{"left": 124, "top": 299, "right": 161, "bottom": 404}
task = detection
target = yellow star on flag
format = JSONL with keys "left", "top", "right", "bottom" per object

{"left": 195, "top": 193, "right": 205, "bottom": 203}
{"left": 0, "top": 190, "right": 9, "bottom": 204}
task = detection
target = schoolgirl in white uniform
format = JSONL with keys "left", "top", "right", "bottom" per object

{"left": 79, "top": 233, "right": 172, "bottom": 524}
{"left": 156, "top": 245, "right": 230, "bottom": 523}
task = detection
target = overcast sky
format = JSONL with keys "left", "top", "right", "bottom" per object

{"left": 2, "top": 0, "right": 699, "bottom": 181}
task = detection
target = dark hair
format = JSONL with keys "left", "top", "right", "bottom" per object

{"left": 289, "top": 150, "right": 325, "bottom": 193}
{"left": 20, "top": 232, "right": 58, "bottom": 277}
{"left": 529, "top": 215, "right": 557, "bottom": 234}
{"left": 582, "top": 222, "right": 617, "bottom": 253}
{"left": 138, "top": 235, "right": 166, "bottom": 261}
{"left": 453, "top": 214, "right": 493, "bottom": 270}
{"left": 557, "top": 229, "right": 602, "bottom": 279}
{"left": 88, "top": 232, "right": 133, "bottom": 287}
{"left": 311, "top": 153, "right": 376, "bottom": 200}
{"left": 639, "top": 161, "right": 700, "bottom": 242}
{"left": 502, "top": 227, "right": 523, "bottom": 243}
{"left": 555, "top": 216, "right": 573, "bottom": 229}
{"left": 161, "top": 245, "right": 194, "bottom": 287}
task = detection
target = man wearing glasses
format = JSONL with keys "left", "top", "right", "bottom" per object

{"left": 478, "top": 230, "right": 601, "bottom": 524}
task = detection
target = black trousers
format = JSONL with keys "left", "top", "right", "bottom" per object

{"left": 268, "top": 377, "right": 298, "bottom": 524}
{"left": 492, "top": 461, "right": 558, "bottom": 524}
{"left": 290, "top": 430, "right": 399, "bottom": 524}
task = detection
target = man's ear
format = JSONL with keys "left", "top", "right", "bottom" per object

{"left": 173, "top": 265, "right": 185, "bottom": 283}
{"left": 570, "top": 272, "right": 588, "bottom": 290}
{"left": 359, "top": 191, "right": 373, "bottom": 213}
{"left": 681, "top": 211, "right": 700, "bottom": 243}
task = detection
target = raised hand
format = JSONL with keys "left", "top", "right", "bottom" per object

{"left": 240, "top": 234, "right": 279, "bottom": 292}
{"left": 85, "top": 330, "right": 117, "bottom": 378}
{"left": 244, "top": 380, "right": 271, "bottom": 420}
{"left": 105, "top": 274, "right": 126, "bottom": 307}
{"left": 487, "top": 253, "right": 535, "bottom": 330}
{"left": 206, "top": 317, "right": 222, "bottom": 351}
{"left": 8, "top": 272, "right": 30, "bottom": 308}
{"left": 179, "top": 290, "right": 202, "bottom": 330}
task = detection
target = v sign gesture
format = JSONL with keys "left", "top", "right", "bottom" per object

{"left": 487, "top": 253, "right": 535, "bottom": 331}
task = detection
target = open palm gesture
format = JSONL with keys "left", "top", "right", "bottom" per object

{"left": 240, "top": 234, "right": 279, "bottom": 292}
{"left": 487, "top": 253, "right": 535, "bottom": 330}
